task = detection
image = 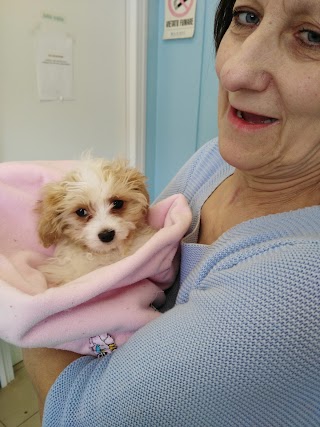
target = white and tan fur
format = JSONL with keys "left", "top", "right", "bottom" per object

{"left": 36, "top": 158, "right": 156, "bottom": 286}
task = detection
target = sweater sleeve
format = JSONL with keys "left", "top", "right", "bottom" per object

{"left": 43, "top": 240, "right": 320, "bottom": 427}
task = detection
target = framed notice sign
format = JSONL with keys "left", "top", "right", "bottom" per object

{"left": 163, "top": 0, "right": 197, "bottom": 40}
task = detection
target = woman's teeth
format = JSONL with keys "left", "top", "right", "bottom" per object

{"left": 236, "top": 110, "right": 277, "bottom": 124}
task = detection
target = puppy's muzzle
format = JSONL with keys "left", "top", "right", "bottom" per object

{"left": 98, "top": 229, "right": 115, "bottom": 243}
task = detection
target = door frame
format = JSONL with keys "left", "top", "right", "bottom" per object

{"left": 0, "top": 340, "right": 14, "bottom": 388}
{"left": 125, "top": 0, "right": 148, "bottom": 171}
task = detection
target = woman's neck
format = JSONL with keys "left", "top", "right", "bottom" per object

{"left": 198, "top": 170, "right": 320, "bottom": 245}
{"left": 229, "top": 169, "right": 320, "bottom": 213}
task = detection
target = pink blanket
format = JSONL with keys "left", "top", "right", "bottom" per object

{"left": 0, "top": 161, "right": 192, "bottom": 356}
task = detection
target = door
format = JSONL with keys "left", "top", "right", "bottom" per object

{"left": 0, "top": 0, "right": 147, "bottom": 167}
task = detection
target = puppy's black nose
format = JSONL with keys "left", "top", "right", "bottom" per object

{"left": 98, "top": 229, "right": 115, "bottom": 243}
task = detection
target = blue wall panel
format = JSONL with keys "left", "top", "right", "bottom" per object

{"left": 146, "top": 0, "right": 220, "bottom": 199}
{"left": 196, "top": 0, "right": 219, "bottom": 150}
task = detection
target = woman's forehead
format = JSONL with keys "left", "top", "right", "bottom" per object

{"left": 234, "top": 0, "right": 320, "bottom": 15}
{"left": 283, "top": 0, "right": 320, "bottom": 15}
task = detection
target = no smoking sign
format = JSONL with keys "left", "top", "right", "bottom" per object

{"left": 163, "top": 0, "right": 197, "bottom": 40}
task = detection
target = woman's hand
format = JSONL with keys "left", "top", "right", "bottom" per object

{"left": 22, "top": 348, "right": 82, "bottom": 419}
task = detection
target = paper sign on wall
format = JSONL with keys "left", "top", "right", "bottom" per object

{"left": 35, "top": 31, "right": 73, "bottom": 101}
{"left": 163, "top": 0, "right": 197, "bottom": 40}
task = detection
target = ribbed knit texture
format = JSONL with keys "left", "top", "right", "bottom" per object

{"left": 44, "top": 139, "right": 320, "bottom": 426}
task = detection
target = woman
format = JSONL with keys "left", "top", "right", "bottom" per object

{"left": 24, "top": 0, "right": 320, "bottom": 425}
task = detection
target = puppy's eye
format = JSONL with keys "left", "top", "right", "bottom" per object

{"left": 112, "top": 200, "right": 124, "bottom": 210}
{"left": 75, "top": 208, "right": 88, "bottom": 217}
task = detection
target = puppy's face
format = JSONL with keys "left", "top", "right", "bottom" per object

{"left": 37, "top": 159, "right": 150, "bottom": 253}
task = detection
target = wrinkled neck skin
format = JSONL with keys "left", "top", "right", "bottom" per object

{"left": 228, "top": 160, "right": 320, "bottom": 216}
{"left": 199, "top": 161, "right": 320, "bottom": 245}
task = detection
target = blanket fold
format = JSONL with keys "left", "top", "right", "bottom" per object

{"left": 0, "top": 161, "right": 192, "bottom": 356}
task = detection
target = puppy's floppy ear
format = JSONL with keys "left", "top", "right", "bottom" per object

{"left": 36, "top": 182, "right": 66, "bottom": 248}
{"left": 122, "top": 165, "right": 150, "bottom": 206}
{"left": 130, "top": 170, "right": 150, "bottom": 204}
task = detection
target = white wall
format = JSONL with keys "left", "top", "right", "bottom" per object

{"left": 0, "top": 0, "right": 127, "bottom": 161}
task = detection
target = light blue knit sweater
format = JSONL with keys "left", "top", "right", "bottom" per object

{"left": 44, "top": 139, "right": 320, "bottom": 426}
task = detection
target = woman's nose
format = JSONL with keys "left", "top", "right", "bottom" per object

{"left": 218, "top": 29, "right": 275, "bottom": 93}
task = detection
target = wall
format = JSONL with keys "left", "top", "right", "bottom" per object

{"left": 0, "top": 0, "right": 134, "bottom": 376}
{"left": 0, "top": 0, "right": 127, "bottom": 161}
{"left": 146, "top": 0, "right": 220, "bottom": 199}
{"left": 145, "top": 0, "right": 160, "bottom": 200}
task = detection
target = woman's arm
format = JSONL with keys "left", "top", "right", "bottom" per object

{"left": 37, "top": 241, "right": 320, "bottom": 426}
{"left": 23, "top": 348, "right": 82, "bottom": 419}
{"left": 20, "top": 144, "right": 219, "bottom": 419}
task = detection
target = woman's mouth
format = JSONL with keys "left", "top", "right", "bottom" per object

{"left": 228, "top": 107, "right": 279, "bottom": 131}
{"left": 236, "top": 109, "right": 278, "bottom": 125}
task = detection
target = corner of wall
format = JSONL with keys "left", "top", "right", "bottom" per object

{"left": 145, "top": 0, "right": 160, "bottom": 201}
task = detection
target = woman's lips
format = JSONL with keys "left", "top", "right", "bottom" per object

{"left": 236, "top": 109, "right": 278, "bottom": 124}
{"left": 228, "top": 107, "right": 279, "bottom": 131}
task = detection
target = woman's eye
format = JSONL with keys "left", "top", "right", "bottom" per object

{"left": 299, "top": 29, "right": 320, "bottom": 46}
{"left": 75, "top": 208, "right": 88, "bottom": 217}
{"left": 112, "top": 200, "right": 124, "bottom": 210}
{"left": 233, "top": 10, "right": 260, "bottom": 27}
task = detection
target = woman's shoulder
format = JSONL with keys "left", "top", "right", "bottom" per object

{"left": 176, "top": 137, "right": 223, "bottom": 180}
{"left": 156, "top": 138, "right": 232, "bottom": 202}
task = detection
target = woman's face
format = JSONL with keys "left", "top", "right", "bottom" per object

{"left": 215, "top": 0, "right": 320, "bottom": 178}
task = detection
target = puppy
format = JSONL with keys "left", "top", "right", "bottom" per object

{"left": 36, "top": 158, "right": 156, "bottom": 286}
